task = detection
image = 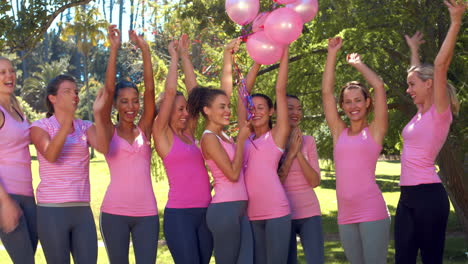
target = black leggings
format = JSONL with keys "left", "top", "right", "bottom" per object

{"left": 37, "top": 205, "right": 97, "bottom": 264}
{"left": 100, "top": 212, "right": 159, "bottom": 264}
{"left": 394, "top": 183, "right": 449, "bottom": 264}
{"left": 0, "top": 194, "right": 37, "bottom": 264}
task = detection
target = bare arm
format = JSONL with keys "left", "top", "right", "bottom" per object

{"left": 404, "top": 31, "right": 425, "bottom": 67}
{"left": 153, "top": 40, "right": 179, "bottom": 158}
{"left": 221, "top": 38, "right": 241, "bottom": 99}
{"left": 433, "top": 0, "right": 466, "bottom": 113}
{"left": 130, "top": 31, "right": 156, "bottom": 137}
{"left": 202, "top": 125, "right": 250, "bottom": 182}
{"left": 93, "top": 25, "right": 120, "bottom": 154}
{"left": 31, "top": 116, "right": 74, "bottom": 163}
{"left": 347, "top": 53, "right": 388, "bottom": 145}
{"left": 322, "top": 37, "right": 346, "bottom": 143}
{"left": 179, "top": 34, "right": 198, "bottom": 93}
{"left": 271, "top": 48, "right": 291, "bottom": 149}
{"left": 0, "top": 184, "right": 22, "bottom": 233}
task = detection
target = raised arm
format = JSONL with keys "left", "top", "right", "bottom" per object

{"left": 202, "top": 124, "right": 250, "bottom": 182}
{"left": 92, "top": 25, "right": 120, "bottom": 154}
{"left": 347, "top": 53, "right": 387, "bottom": 145}
{"left": 179, "top": 34, "right": 198, "bottom": 93}
{"left": 152, "top": 40, "right": 179, "bottom": 157}
{"left": 433, "top": 0, "right": 466, "bottom": 114}
{"left": 404, "top": 31, "right": 425, "bottom": 67}
{"left": 130, "top": 30, "right": 156, "bottom": 138}
{"left": 271, "top": 48, "right": 291, "bottom": 149}
{"left": 221, "top": 38, "right": 241, "bottom": 99}
{"left": 237, "top": 62, "right": 261, "bottom": 128}
{"left": 322, "top": 37, "right": 346, "bottom": 143}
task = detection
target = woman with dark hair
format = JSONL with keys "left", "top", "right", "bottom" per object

{"left": 395, "top": 2, "right": 465, "bottom": 263}
{"left": 0, "top": 56, "right": 38, "bottom": 263}
{"left": 93, "top": 25, "right": 158, "bottom": 264}
{"left": 152, "top": 36, "right": 213, "bottom": 264}
{"left": 322, "top": 37, "right": 390, "bottom": 264}
{"left": 30, "top": 73, "right": 105, "bottom": 263}
{"left": 277, "top": 94, "right": 324, "bottom": 264}
{"left": 238, "top": 48, "right": 291, "bottom": 264}
{"left": 187, "top": 39, "right": 253, "bottom": 264}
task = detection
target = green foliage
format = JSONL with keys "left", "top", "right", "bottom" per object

{"left": 16, "top": 96, "right": 43, "bottom": 122}
{"left": 77, "top": 77, "right": 102, "bottom": 120}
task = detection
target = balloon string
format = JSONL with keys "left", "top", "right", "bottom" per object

{"left": 232, "top": 53, "right": 258, "bottom": 150}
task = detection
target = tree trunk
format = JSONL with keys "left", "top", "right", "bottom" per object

{"left": 118, "top": 0, "right": 123, "bottom": 38}
{"left": 437, "top": 136, "right": 468, "bottom": 243}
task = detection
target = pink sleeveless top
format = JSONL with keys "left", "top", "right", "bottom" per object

{"left": 0, "top": 105, "right": 33, "bottom": 196}
{"left": 201, "top": 130, "right": 248, "bottom": 204}
{"left": 283, "top": 135, "right": 321, "bottom": 220}
{"left": 333, "top": 127, "right": 389, "bottom": 225}
{"left": 101, "top": 127, "right": 157, "bottom": 216}
{"left": 244, "top": 131, "right": 290, "bottom": 220}
{"left": 162, "top": 133, "right": 211, "bottom": 208}
{"left": 400, "top": 105, "right": 452, "bottom": 186}
{"left": 31, "top": 116, "right": 93, "bottom": 203}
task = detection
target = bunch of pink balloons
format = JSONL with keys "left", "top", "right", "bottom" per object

{"left": 226, "top": 0, "right": 319, "bottom": 65}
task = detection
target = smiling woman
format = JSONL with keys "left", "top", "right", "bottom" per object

{"left": 321, "top": 37, "right": 390, "bottom": 264}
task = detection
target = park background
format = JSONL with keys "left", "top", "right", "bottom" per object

{"left": 0, "top": 0, "right": 467, "bottom": 263}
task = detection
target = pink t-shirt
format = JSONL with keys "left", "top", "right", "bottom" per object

{"left": 201, "top": 130, "right": 248, "bottom": 204}
{"left": 244, "top": 131, "right": 290, "bottom": 220}
{"left": 162, "top": 134, "right": 211, "bottom": 208}
{"left": 31, "top": 116, "right": 92, "bottom": 203}
{"left": 333, "top": 127, "right": 389, "bottom": 225}
{"left": 283, "top": 135, "right": 321, "bottom": 220}
{"left": 400, "top": 105, "right": 452, "bottom": 186}
{"left": 101, "top": 127, "right": 157, "bottom": 216}
{"left": 0, "top": 106, "right": 33, "bottom": 196}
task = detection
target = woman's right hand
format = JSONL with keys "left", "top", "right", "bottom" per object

{"left": 445, "top": 0, "right": 467, "bottom": 24}
{"left": 404, "top": 31, "right": 425, "bottom": 51}
{"left": 108, "top": 24, "right": 121, "bottom": 49}
{"left": 288, "top": 127, "right": 303, "bottom": 156}
{"left": 238, "top": 121, "right": 252, "bottom": 143}
{"left": 327, "top": 37, "right": 343, "bottom": 53}
{"left": 0, "top": 196, "right": 22, "bottom": 233}
{"left": 225, "top": 38, "right": 242, "bottom": 54}
{"left": 168, "top": 39, "right": 179, "bottom": 59}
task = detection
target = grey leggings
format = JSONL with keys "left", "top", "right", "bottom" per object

{"left": 37, "top": 205, "right": 97, "bottom": 264}
{"left": 251, "top": 214, "right": 291, "bottom": 264}
{"left": 0, "top": 194, "right": 37, "bottom": 264}
{"left": 206, "top": 201, "right": 253, "bottom": 264}
{"left": 338, "top": 217, "right": 391, "bottom": 264}
{"left": 287, "top": 216, "right": 324, "bottom": 264}
{"left": 100, "top": 212, "right": 160, "bottom": 264}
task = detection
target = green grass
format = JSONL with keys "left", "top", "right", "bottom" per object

{"left": 1, "top": 147, "right": 466, "bottom": 263}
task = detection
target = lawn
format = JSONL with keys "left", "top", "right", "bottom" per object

{"left": 1, "top": 147, "right": 466, "bottom": 263}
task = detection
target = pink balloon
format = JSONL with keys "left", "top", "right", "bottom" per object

{"left": 264, "top": 8, "right": 303, "bottom": 45}
{"left": 274, "top": 0, "right": 298, "bottom": 4}
{"left": 286, "top": 0, "right": 319, "bottom": 23}
{"left": 252, "top": 12, "right": 270, "bottom": 33}
{"left": 225, "top": 0, "right": 260, "bottom": 25}
{"left": 246, "top": 31, "right": 285, "bottom": 65}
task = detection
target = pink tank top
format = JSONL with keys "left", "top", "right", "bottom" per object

{"left": 333, "top": 127, "right": 389, "bottom": 225}
{"left": 31, "top": 116, "right": 93, "bottom": 203}
{"left": 201, "top": 130, "right": 248, "bottom": 204}
{"left": 283, "top": 136, "right": 321, "bottom": 220}
{"left": 162, "top": 133, "right": 211, "bottom": 208}
{"left": 0, "top": 105, "right": 33, "bottom": 196}
{"left": 101, "top": 127, "right": 157, "bottom": 216}
{"left": 244, "top": 131, "right": 290, "bottom": 220}
{"left": 400, "top": 105, "right": 452, "bottom": 186}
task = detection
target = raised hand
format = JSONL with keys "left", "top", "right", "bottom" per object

{"left": 168, "top": 40, "right": 179, "bottom": 59}
{"left": 129, "top": 30, "right": 149, "bottom": 50}
{"left": 444, "top": 0, "right": 467, "bottom": 23}
{"left": 346, "top": 53, "right": 363, "bottom": 66}
{"left": 225, "top": 38, "right": 242, "bottom": 54}
{"left": 328, "top": 37, "right": 343, "bottom": 53}
{"left": 405, "top": 31, "right": 425, "bottom": 50}
{"left": 178, "top": 34, "right": 190, "bottom": 59}
{"left": 238, "top": 120, "right": 252, "bottom": 143}
{"left": 93, "top": 88, "right": 106, "bottom": 113}
{"left": 108, "top": 24, "right": 121, "bottom": 49}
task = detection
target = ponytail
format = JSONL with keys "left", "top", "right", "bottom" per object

{"left": 187, "top": 86, "right": 226, "bottom": 119}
